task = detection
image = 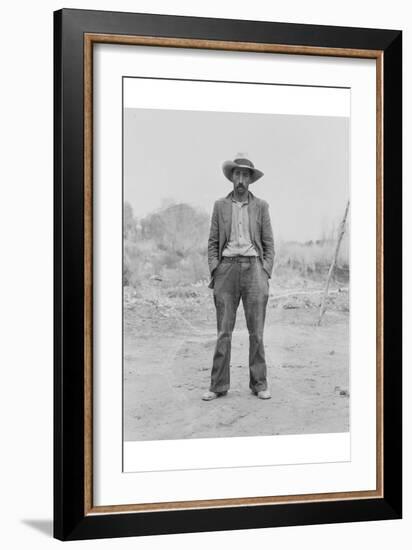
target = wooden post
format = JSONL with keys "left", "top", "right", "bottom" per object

{"left": 317, "top": 200, "right": 350, "bottom": 326}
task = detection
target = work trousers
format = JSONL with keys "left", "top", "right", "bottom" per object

{"left": 209, "top": 256, "right": 269, "bottom": 394}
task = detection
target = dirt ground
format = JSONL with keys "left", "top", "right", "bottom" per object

{"left": 123, "top": 276, "right": 349, "bottom": 441}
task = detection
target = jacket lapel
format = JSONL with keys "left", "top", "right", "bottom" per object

{"left": 248, "top": 192, "right": 257, "bottom": 242}
{"left": 222, "top": 192, "right": 233, "bottom": 241}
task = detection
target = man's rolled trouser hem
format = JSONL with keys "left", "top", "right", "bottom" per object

{"left": 249, "top": 382, "right": 268, "bottom": 392}
{"left": 209, "top": 385, "right": 230, "bottom": 393}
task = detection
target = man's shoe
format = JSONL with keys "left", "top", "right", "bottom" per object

{"left": 202, "top": 390, "right": 227, "bottom": 401}
{"left": 257, "top": 389, "right": 271, "bottom": 400}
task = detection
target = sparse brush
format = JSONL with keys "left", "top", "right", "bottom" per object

{"left": 123, "top": 202, "right": 350, "bottom": 287}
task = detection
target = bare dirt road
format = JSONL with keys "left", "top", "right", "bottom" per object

{"left": 123, "top": 280, "right": 349, "bottom": 441}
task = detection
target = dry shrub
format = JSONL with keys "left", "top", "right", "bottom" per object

{"left": 275, "top": 236, "right": 349, "bottom": 281}
{"left": 124, "top": 202, "right": 350, "bottom": 288}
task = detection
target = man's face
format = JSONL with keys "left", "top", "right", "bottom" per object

{"left": 232, "top": 167, "right": 251, "bottom": 193}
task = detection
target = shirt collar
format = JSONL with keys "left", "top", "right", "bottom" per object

{"left": 230, "top": 191, "right": 250, "bottom": 205}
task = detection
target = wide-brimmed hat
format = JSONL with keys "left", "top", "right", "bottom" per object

{"left": 222, "top": 155, "right": 264, "bottom": 184}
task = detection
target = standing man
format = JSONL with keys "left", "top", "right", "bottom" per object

{"left": 202, "top": 155, "right": 275, "bottom": 401}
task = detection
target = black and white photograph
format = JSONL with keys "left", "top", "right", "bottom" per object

{"left": 1, "top": 1, "right": 404, "bottom": 545}
{"left": 50, "top": 2, "right": 403, "bottom": 541}
{"left": 122, "top": 78, "right": 350, "bottom": 445}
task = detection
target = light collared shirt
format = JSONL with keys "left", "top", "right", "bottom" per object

{"left": 222, "top": 196, "right": 258, "bottom": 257}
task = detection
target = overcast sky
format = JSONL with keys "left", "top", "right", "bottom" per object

{"left": 124, "top": 108, "right": 349, "bottom": 242}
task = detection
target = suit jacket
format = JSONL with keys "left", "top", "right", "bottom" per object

{"left": 207, "top": 191, "right": 275, "bottom": 289}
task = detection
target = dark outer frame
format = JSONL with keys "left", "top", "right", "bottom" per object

{"left": 54, "top": 8, "right": 402, "bottom": 541}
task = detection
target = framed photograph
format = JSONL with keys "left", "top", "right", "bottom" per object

{"left": 54, "top": 8, "right": 402, "bottom": 541}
